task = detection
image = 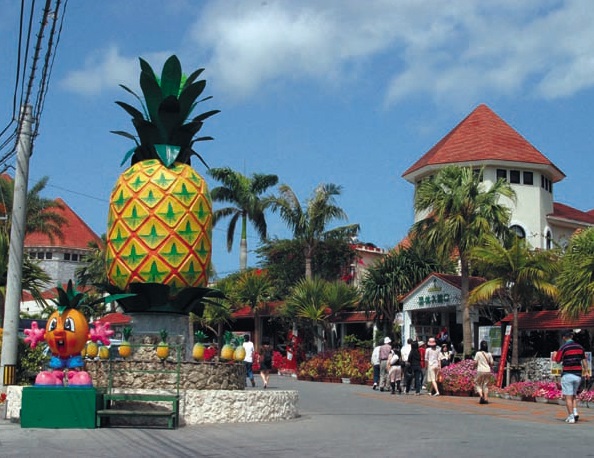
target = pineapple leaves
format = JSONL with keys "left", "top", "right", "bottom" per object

{"left": 120, "top": 147, "right": 138, "bottom": 167}
{"left": 178, "top": 80, "right": 206, "bottom": 118}
{"left": 155, "top": 144, "right": 181, "bottom": 167}
{"left": 115, "top": 101, "right": 145, "bottom": 121}
{"left": 139, "top": 62, "right": 163, "bottom": 124}
{"left": 160, "top": 55, "right": 182, "bottom": 98}
{"left": 183, "top": 67, "right": 205, "bottom": 89}
{"left": 115, "top": 55, "right": 218, "bottom": 168}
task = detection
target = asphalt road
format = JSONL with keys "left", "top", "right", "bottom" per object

{"left": 0, "top": 376, "right": 590, "bottom": 458}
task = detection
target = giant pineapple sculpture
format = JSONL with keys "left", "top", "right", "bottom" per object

{"left": 106, "top": 55, "right": 219, "bottom": 313}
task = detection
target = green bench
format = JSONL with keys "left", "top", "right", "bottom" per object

{"left": 95, "top": 344, "right": 181, "bottom": 429}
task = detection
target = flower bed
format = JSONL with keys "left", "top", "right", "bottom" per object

{"left": 298, "top": 348, "right": 372, "bottom": 382}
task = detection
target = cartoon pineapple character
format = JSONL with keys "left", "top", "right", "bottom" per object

{"left": 192, "top": 330, "right": 207, "bottom": 361}
{"left": 156, "top": 329, "right": 169, "bottom": 360}
{"left": 118, "top": 326, "right": 133, "bottom": 358}
{"left": 233, "top": 335, "right": 246, "bottom": 361}
{"left": 106, "top": 55, "right": 219, "bottom": 306}
{"left": 220, "top": 331, "right": 235, "bottom": 361}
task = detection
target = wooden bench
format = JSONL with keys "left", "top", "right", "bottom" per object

{"left": 96, "top": 344, "right": 181, "bottom": 429}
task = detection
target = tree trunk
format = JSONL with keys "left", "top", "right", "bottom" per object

{"left": 240, "top": 238, "right": 248, "bottom": 272}
{"left": 254, "top": 309, "right": 261, "bottom": 350}
{"left": 239, "top": 215, "right": 248, "bottom": 271}
{"left": 461, "top": 260, "right": 473, "bottom": 357}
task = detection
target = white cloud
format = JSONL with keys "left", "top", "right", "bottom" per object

{"left": 61, "top": 0, "right": 594, "bottom": 107}
{"left": 192, "top": 0, "right": 594, "bottom": 106}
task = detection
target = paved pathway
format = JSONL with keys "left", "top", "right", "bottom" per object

{"left": 0, "top": 376, "right": 591, "bottom": 457}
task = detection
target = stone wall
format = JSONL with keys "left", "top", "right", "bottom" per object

{"left": 85, "top": 359, "right": 246, "bottom": 391}
{"left": 4, "top": 386, "right": 300, "bottom": 425}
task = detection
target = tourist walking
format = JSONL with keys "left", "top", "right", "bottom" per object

{"left": 406, "top": 341, "right": 423, "bottom": 395}
{"left": 379, "top": 337, "right": 392, "bottom": 392}
{"left": 425, "top": 337, "right": 441, "bottom": 396}
{"left": 242, "top": 334, "right": 256, "bottom": 387}
{"left": 259, "top": 338, "right": 273, "bottom": 389}
{"left": 388, "top": 346, "right": 403, "bottom": 395}
{"left": 474, "top": 340, "right": 494, "bottom": 404}
{"left": 371, "top": 342, "right": 381, "bottom": 390}
{"left": 553, "top": 329, "right": 590, "bottom": 423}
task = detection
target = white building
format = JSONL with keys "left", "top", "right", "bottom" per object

{"left": 400, "top": 104, "right": 594, "bottom": 347}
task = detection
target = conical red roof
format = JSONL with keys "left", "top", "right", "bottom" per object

{"left": 402, "top": 104, "right": 565, "bottom": 183}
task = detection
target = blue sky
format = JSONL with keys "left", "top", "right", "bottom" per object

{"left": 1, "top": 0, "right": 594, "bottom": 279}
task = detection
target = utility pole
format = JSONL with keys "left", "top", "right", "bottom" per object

{"left": 1, "top": 105, "right": 33, "bottom": 387}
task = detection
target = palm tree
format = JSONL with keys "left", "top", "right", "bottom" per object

{"left": 360, "top": 239, "right": 455, "bottom": 337}
{"left": 208, "top": 168, "right": 278, "bottom": 272}
{"left": 469, "top": 234, "right": 558, "bottom": 366}
{"left": 268, "top": 183, "right": 359, "bottom": 280}
{"left": 75, "top": 236, "right": 108, "bottom": 290}
{"left": 284, "top": 277, "right": 360, "bottom": 351}
{"left": 557, "top": 227, "right": 594, "bottom": 319}
{"left": 231, "top": 268, "right": 274, "bottom": 349}
{"left": 411, "top": 166, "right": 514, "bottom": 356}
{"left": 0, "top": 175, "right": 66, "bottom": 242}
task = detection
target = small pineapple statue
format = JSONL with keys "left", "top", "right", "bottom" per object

{"left": 193, "top": 330, "right": 207, "bottom": 361}
{"left": 220, "top": 331, "right": 234, "bottom": 361}
{"left": 118, "top": 326, "right": 133, "bottom": 358}
{"left": 156, "top": 329, "right": 169, "bottom": 360}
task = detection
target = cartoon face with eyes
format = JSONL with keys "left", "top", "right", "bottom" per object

{"left": 45, "top": 308, "right": 90, "bottom": 359}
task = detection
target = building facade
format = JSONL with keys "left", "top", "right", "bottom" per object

{"left": 400, "top": 104, "right": 594, "bottom": 347}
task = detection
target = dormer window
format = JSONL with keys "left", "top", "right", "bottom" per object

{"left": 510, "top": 225, "right": 526, "bottom": 239}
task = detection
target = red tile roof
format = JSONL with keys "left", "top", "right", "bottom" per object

{"left": 549, "top": 202, "right": 594, "bottom": 226}
{"left": 497, "top": 310, "right": 594, "bottom": 330}
{"left": 24, "top": 197, "right": 101, "bottom": 249}
{"left": 21, "top": 283, "right": 93, "bottom": 302}
{"left": 402, "top": 104, "right": 565, "bottom": 183}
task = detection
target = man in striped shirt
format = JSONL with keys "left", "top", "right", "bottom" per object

{"left": 553, "top": 330, "right": 590, "bottom": 424}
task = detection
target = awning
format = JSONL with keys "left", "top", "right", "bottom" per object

{"left": 496, "top": 310, "right": 594, "bottom": 330}
{"left": 94, "top": 312, "right": 132, "bottom": 326}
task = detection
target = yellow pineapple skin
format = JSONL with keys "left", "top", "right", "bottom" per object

{"left": 86, "top": 341, "right": 98, "bottom": 359}
{"left": 233, "top": 346, "right": 246, "bottom": 361}
{"left": 98, "top": 346, "right": 110, "bottom": 360}
{"left": 156, "top": 343, "right": 170, "bottom": 360}
{"left": 220, "top": 344, "right": 234, "bottom": 361}
{"left": 118, "top": 342, "right": 131, "bottom": 358}
{"left": 192, "top": 342, "right": 205, "bottom": 361}
{"left": 106, "top": 159, "right": 212, "bottom": 291}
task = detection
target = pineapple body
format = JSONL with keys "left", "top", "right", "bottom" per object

{"left": 220, "top": 344, "right": 234, "bottom": 361}
{"left": 118, "top": 341, "right": 131, "bottom": 358}
{"left": 106, "top": 159, "right": 212, "bottom": 291}
{"left": 86, "top": 341, "right": 98, "bottom": 359}
{"left": 156, "top": 342, "right": 170, "bottom": 360}
{"left": 233, "top": 346, "right": 246, "bottom": 362}
{"left": 98, "top": 346, "right": 110, "bottom": 360}
{"left": 192, "top": 342, "right": 205, "bottom": 361}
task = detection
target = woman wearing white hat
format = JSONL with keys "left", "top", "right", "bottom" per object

{"left": 378, "top": 337, "right": 392, "bottom": 392}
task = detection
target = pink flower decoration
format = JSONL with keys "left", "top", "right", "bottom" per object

{"left": 90, "top": 322, "right": 114, "bottom": 346}
{"left": 23, "top": 321, "right": 45, "bottom": 348}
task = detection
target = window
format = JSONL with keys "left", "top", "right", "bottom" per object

{"left": 510, "top": 225, "right": 526, "bottom": 239}
{"left": 72, "top": 254, "right": 79, "bottom": 261}
{"left": 473, "top": 169, "right": 483, "bottom": 181}
{"left": 64, "top": 253, "right": 71, "bottom": 261}
{"left": 510, "top": 170, "right": 520, "bottom": 184}
{"left": 541, "top": 175, "right": 552, "bottom": 193}
{"left": 37, "top": 252, "right": 44, "bottom": 260}
{"left": 523, "top": 171, "right": 533, "bottom": 185}
{"left": 546, "top": 230, "right": 552, "bottom": 250}
{"left": 496, "top": 169, "right": 507, "bottom": 181}
{"left": 45, "top": 252, "right": 52, "bottom": 260}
